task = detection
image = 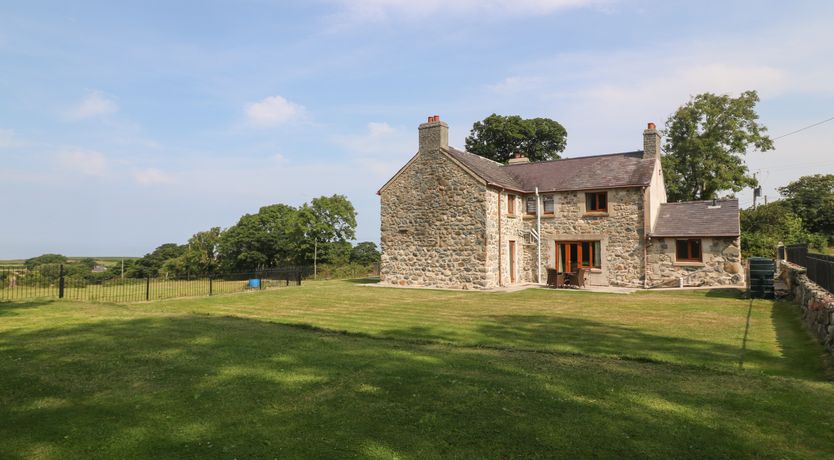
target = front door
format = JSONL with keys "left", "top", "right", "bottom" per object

{"left": 509, "top": 240, "right": 516, "bottom": 283}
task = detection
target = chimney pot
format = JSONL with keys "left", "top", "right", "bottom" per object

{"left": 647, "top": 122, "right": 656, "bottom": 130}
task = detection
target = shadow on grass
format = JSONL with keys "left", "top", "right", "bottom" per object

{"left": 342, "top": 277, "right": 380, "bottom": 284}
{"left": 1, "top": 315, "right": 834, "bottom": 458}
{"left": 377, "top": 307, "right": 831, "bottom": 380}
{"left": 704, "top": 288, "right": 745, "bottom": 299}
{"left": 0, "top": 299, "right": 56, "bottom": 316}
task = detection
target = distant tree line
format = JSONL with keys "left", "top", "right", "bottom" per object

{"left": 20, "top": 194, "right": 381, "bottom": 280}
{"left": 741, "top": 174, "right": 834, "bottom": 257}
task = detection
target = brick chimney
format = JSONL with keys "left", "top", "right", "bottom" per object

{"left": 418, "top": 115, "right": 448, "bottom": 153}
{"left": 507, "top": 152, "right": 530, "bottom": 164}
{"left": 643, "top": 122, "right": 661, "bottom": 159}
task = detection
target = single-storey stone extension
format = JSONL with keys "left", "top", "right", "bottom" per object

{"left": 378, "top": 115, "right": 743, "bottom": 289}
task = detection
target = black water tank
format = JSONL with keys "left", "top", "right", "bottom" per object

{"left": 748, "top": 257, "right": 775, "bottom": 299}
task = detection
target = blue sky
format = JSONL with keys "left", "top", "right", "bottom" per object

{"left": 1, "top": 0, "right": 833, "bottom": 258}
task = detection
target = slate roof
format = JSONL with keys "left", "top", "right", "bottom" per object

{"left": 444, "top": 147, "right": 655, "bottom": 193}
{"left": 652, "top": 199, "right": 740, "bottom": 237}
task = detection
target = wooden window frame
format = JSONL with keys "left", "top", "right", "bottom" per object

{"left": 507, "top": 194, "right": 516, "bottom": 215}
{"left": 675, "top": 239, "right": 702, "bottom": 262}
{"left": 585, "top": 191, "right": 608, "bottom": 212}
{"left": 525, "top": 196, "right": 537, "bottom": 215}
{"left": 542, "top": 195, "right": 555, "bottom": 215}
{"left": 556, "top": 240, "right": 602, "bottom": 272}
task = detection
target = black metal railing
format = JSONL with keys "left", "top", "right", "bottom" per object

{"left": 785, "top": 244, "right": 809, "bottom": 268}
{"left": 784, "top": 244, "right": 833, "bottom": 293}
{"left": 0, "top": 265, "right": 312, "bottom": 303}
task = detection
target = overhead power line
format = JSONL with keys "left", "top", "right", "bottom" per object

{"left": 773, "top": 116, "right": 834, "bottom": 140}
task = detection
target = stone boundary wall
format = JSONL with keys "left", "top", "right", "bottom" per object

{"left": 779, "top": 261, "right": 834, "bottom": 356}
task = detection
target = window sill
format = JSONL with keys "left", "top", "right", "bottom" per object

{"left": 523, "top": 214, "right": 556, "bottom": 220}
{"left": 506, "top": 214, "right": 517, "bottom": 218}
{"left": 674, "top": 261, "right": 704, "bottom": 267}
{"left": 583, "top": 212, "right": 609, "bottom": 217}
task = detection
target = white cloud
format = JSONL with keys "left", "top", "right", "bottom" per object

{"left": 56, "top": 148, "right": 108, "bottom": 176}
{"left": 245, "top": 95, "right": 305, "bottom": 128}
{"left": 67, "top": 90, "right": 119, "bottom": 120}
{"left": 134, "top": 168, "right": 175, "bottom": 185}
{"left": 330, "top": 0, "right": 610, "bottom": 22}
{"left": 272, "top": 152, "right": 289, "bottom": 163}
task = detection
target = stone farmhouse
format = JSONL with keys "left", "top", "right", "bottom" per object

{"left": 378, "top": 116, "right": 743, "bottom": 289}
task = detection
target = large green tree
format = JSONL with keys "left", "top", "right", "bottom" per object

{"left": 131, "top": 243, "right": 187, "bottom": 277}
{"left": 465, "top": 114, "right": 567, "bottom": 163}
{"left": 350, "top": 241, "right": 381, "bottom": 265}
{"left": 298, "top": 195, "right": 357, "bottom": 271}
{"left": 662, "top": 90, "right": 773, "bottom": 201}
{"left": 220, "top": 204, "right": 303, "bottom": 270}
{"left": 778, "top": 174, "right": 834, "bottom": 238}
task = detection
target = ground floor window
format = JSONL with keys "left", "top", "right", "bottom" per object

{"left": 557, "top": 241, "right": 601, "bottom": 272}
{"left": 675, "top": 239, "right": 702, "bottom": 262}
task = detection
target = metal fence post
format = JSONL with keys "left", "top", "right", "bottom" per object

{"left": 58, "top": 264, "right": 65, "bottom": 299}
{"left": 209, "top": 276, "right": 213, "bottom": 296}
{"left": 145, "top": 275, "right": 150, "bottom": 301}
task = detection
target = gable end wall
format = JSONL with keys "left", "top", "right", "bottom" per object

{"left": 379, "top": 149, "right": 489, "bottom": 289}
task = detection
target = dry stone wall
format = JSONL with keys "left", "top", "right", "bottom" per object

{"left": 780, "top": 262, "right": 834, "bottom": 357}
{"left": 379, "top": 149, "right": 489, "bottom": 289}
{"left": 646, "top": 237, "right": 743, "bottom": 287}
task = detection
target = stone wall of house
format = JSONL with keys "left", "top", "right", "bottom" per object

{"left": 516, "top": 188, "right": 646, "bottom": 287}
{"left": 379, "top": 148, "right": 490, "bottom": 289}
{"left": 646, "top": 237, "right": 743, "bottom": 287}
{"left": 779, "top": 261, "right": 834, "bottom": 357}
{"left": 483, "top": 189, "right": 529, "bottom": 287}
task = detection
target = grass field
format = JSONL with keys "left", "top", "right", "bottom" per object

{"left": 2, "top": 281, "right": 833, "bottom": 458}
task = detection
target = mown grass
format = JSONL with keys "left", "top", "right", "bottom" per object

{"left": 1, "top": 281, "right": 833, "bottom": 458}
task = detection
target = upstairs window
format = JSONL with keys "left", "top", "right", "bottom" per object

{"left": 543, "top": 195, "right": 555, "bottom": 214}
{"left": 526, "top": 196, "right": 537, "bottom": 215}
{"left": 586, "top": 191, "right": 608, "bottom": 212}
{"left": 507, "top": 194, "right": 516, "bottom": 215}
{"left": 676, "top": 239, "right": 702, "bottom": 262}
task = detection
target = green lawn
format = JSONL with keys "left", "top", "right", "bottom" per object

{"left": 1, "top": 281, "right": 833, "bottom": 458}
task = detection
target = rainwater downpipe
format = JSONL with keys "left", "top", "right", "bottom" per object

{"left": 498, "top": 189, "right": 503, "bottom": 287}
{"left": 536, "top": 187, "right": 542, "bottom": 285}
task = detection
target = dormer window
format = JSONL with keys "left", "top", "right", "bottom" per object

{"left": 586, "top": 192, "right": 608, "bottom": 212}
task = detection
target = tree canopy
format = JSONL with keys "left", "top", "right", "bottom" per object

{"left": 662, "top": 90, "right": 773, "bottom": 202}
{"left": 740, "top": 201, "right": 826, "bottom": 257}
{"left": 24, "top": 253, "right": 68, "bottom": 270}
{"left": 350, "top": 242, "right": 381, "bottom": 265}
{"left": 464, "top": 114, "right": 567, "bottom": 163}
{"left": 778, "top": 174, "right": 834, "bottom": 238}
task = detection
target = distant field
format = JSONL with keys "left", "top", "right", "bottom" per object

{"left": 0, "top": 257, "right": 138, "bottom": 267}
